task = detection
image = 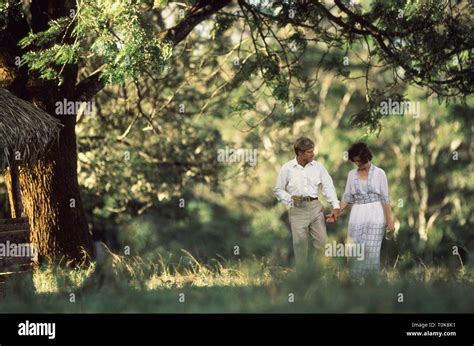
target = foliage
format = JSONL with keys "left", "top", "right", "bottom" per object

{"left": 9, "top": 0, "right": 472, "bottom": 127}
{"left": 18, "top": 0, "right": 173, "bottom": 85}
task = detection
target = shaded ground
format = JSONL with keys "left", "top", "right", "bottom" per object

{"left": 0, "top": 254, "right": 473, "bottom": 313}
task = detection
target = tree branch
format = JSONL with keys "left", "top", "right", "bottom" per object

{"left": 163, "top": 0, "right": 232, "bottom": 45}
{"left": 74, "top": 0, "right": 232, "bottom": 101}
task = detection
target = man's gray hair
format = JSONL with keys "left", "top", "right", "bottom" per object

{"left": 294, "top": 137, "right": 314, "bottom": 155}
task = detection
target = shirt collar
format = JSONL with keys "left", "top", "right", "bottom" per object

{"left": 292, "top": 157, "right": 315, "bottom": 167}
{"left": 357, "top": 162, "right": 375, "bottom": 174}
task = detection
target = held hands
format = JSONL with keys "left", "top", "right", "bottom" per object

{"left": 325, "top": 208, "right": 340, "bottom": 224}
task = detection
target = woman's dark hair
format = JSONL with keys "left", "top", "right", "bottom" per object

{"left": 348, "top": 142, "right": 372, "bottom": 163}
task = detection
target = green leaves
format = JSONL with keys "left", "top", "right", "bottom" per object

{"left": 268, "top": 78, "right": 289, "bottom": 102}
{"left": 350, "top": 93, "right": 408, "bottom": 134}
{"left": 96, "top": 35, "right": 173, "bottom": 85}
{"left": 19, "top": 18, "right": 70, "bottom": 47}
{"left": 257, "top": 53, "right": 290, "bottom": 102}
{"left": 19, "top": 44, "right": 79, "bottom": 83}
{"left": 153, "top": 0, "right": 169, "bottom": 9}
{"left": 0, "top": 0, "right": 9, "bottom": 30}
{"left": 82, "top": 0, "right": 173, "bottom": 85}
{"left": 17, "top": 0, "right": 173, "bottom": 86}
{"left": 210, "top": 14, "right": 235, "bottom": 40}
{"left": 18, "top": 17, "right": 79, "bottom": 83}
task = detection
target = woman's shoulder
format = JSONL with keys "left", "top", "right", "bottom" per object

{"left": 347, "top": 168, "right": 357, "bottom": 177}
{"left": 372, "top": 164, "right": 387, "bottom": 176}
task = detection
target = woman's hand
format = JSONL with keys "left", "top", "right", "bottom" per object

{"left": 325, "top": 214, "right": 336, "bottom": 223}
{"left": 325, "top": 208, "right": 340, "bottom": 224}
{"left": 386, "top": 219, "right": 395, "bottom": 232}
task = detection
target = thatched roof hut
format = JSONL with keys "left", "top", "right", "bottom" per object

{"left": 0, "top": 88, "right": 62, "bottom": 168}
{"left": 0, "top": 88, "right": 63, "bottom": 218}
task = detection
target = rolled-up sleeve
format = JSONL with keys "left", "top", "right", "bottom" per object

{"left": 342, "top": 172, "right": 354, "bottom": 204}
{"left": 380, "top": 170, "right": 390, "bottom": 205}
{"left": 320, "top": 164, "right": 340, "bottom": 209}
{"left": 274, "top": 166, "right": 293, "bottom": 207}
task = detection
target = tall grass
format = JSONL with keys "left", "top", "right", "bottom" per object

{"left": 0, "top": 250, "right": 472, "bottom": 313}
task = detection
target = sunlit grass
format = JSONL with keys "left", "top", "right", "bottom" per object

{"left": 33, "top": 263, "right": 95, "bottom": 294}
{"left": 1, "top": 250, "right": 473, "bottom": 313}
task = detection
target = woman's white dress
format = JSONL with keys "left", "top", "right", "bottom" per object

{"left": 342, "top": 164, "right": 390, "bottom": 275}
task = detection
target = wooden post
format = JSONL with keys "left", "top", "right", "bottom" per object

{"left": 9, "top": 160, "right": 24, "bottom": 218}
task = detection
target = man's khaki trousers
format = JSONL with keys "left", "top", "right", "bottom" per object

{"left": 288, "top": 199, "right": 328, "bottom": 266}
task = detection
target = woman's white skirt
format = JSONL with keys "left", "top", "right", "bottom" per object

{"left": 347, "top": 201, "right": 386, "bottom": 275}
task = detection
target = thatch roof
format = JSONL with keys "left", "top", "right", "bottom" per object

{"left": 0, "top": 88, "right": 63, "bottom": 167}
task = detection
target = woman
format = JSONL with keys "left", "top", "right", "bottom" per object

{"left": 332, "top": 143, "right": 395, "bottom": 275}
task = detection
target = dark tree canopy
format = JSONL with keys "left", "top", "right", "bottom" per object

{"left": 2, "top": 0, "right": 472, "bottom": 129}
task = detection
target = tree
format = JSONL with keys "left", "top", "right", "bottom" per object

{"left": 0, "top": 0, "right": 471, "bottom": 263}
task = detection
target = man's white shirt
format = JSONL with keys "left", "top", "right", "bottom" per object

{"left": 274, "top": 158, "right": 340, "bottom": 209}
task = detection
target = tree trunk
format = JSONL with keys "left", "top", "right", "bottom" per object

{"left": 10, "top": 116, "right": 92, "bottom": 264}
{"left": 0, "top": 0, "right": 92, "bottom": 264}
{"left": 5, "top": 160, "right": 24, "bottom": 218}
{"left": 1, "top": 87, "right": 93, "bottom": 266}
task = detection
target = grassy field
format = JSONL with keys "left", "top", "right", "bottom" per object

{"left": 0, "top": 251, "right": 473, "bottom": 313}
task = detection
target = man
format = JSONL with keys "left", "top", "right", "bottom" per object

{"left": 274, "top": 137, "right": 340, "bottom": 266}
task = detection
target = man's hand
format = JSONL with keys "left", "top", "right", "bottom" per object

{"left": 325, "top": 208, "right": 340, "bottom": 224}
{"left": 291, "top": 196, "right": 302, "bottom": 207}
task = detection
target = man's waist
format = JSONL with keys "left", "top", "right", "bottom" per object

{"left": 292, "top": 195, "right": 318, "bottom": 202}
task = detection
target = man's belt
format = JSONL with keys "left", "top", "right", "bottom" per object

{"left": 294, "top": 196, "right": 318, "bottom": 202}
